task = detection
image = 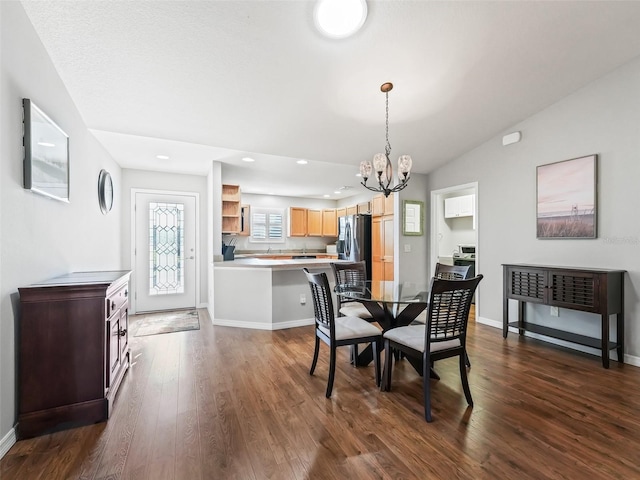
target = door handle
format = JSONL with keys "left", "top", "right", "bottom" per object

{"left": 189, "top": 256, "right": 195, "bottom": 260}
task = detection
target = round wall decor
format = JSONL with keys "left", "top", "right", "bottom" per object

{"left": 98, "top": 169, "right": 114, "bottom": 214}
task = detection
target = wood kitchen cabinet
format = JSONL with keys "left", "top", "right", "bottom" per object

{"left": 346, "top": 205, "right": 358, "bottom": 216}
{"left": 307, "top": 209, "right": 323, "bottom": 236}
{"left": 336, "top": 207, "right": 346, "bottom": 219}
{"left": 222, "top": 184, "right": 242, "bottom": 233}
{"left": 372, "top": 215, "right": 394, "bottom": 283}
{"left": 322, "top": 209, "right": 338, "bottom": 237}
{"left": 18, "top": 271, "right": 132, "bottom": 438}
{"left": 372, "top": 193, "right": 394, "bottom": 216}
{"left": 357, "top": 201, "right": 371, "bottom": 214}
{"left": 289, "top": 207, "right": 307, "bottom": 236}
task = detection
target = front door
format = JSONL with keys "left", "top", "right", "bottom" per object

{"left": 134, "top": 191, "right": 197, "bottom": 312}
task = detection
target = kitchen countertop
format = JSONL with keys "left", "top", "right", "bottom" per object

{"left": 214, "top": 257, "right": 347, "bottom": 270}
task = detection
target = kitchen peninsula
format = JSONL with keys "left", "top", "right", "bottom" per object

{"left": 212, "top": 257, "right": 346, "bottom": 330}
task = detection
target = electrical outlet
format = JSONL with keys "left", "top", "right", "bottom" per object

{"left": 550, "top": 306, "right": 559, "bottom": 317}
{"left": 300, "top": 294, "right": 306, "bottom": 305}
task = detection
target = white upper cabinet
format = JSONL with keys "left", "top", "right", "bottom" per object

{"left": 444, "top": 194, "right": 474, "bottom": 218}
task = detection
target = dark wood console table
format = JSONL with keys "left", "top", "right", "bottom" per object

{"left": 18, "top": 270, "right": 131, "bottom": 438}
{"left": 502, "top": 264, "right": 625, "bottom": 368}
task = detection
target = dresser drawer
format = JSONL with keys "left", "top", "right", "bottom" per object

{"left": 107, "top": 284, "right": 128, "bottom": 318}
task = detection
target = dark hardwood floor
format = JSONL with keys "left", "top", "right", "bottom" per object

{"left": 2, "top": 307, "right": 640, "bottom": 479}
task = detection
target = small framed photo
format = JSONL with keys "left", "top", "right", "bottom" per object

{"left": 23, "top": 98, "right": 70, "bottom": 202}
{"left": 536, "top": 154, "right": 597, "bottom": 239}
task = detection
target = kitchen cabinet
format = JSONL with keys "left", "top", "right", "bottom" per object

{"left": 322, "top": 209, "right": 338, "bottom": 237}
{"left": 336, "top": 207, "right": 346, "bottom": 219}
{"left": 372, "top": 193, "right": 394, "bottom": 216}
{"left": 17, "top": 271, "right": 131, "bottom": 438}
{"left": 307, "top": 209, "right": 323, "bottom": 236}
{"left": 372, "top": 215, "right": 394, "bottom": 283}
{"left": 444, "top": 194, "right": 474, "bottom": 218}
{"left": 222, "top": 184, "right": 242, "bottom": 233}
{"left": 502, "top": 264, "right": 625, "bottom": 368}
{"left": 357, "top": 201, "right": 371, "bottom": 214}
{"left": 346, "top": 205, "right": 358, "bottom": 216}
{"left": 289, "top": 207, "right": 307, "bottom": 236}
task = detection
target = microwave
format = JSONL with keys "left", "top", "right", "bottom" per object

{"left": 455, "top": 245, "right": 476, "bottom": 258}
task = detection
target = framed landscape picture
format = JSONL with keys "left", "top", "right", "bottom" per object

{"left": 536, "top": 154, "right": 597, "bottom": 239}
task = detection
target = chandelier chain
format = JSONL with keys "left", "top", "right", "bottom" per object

{"left": 385, "top": 91, "right": 391, "bottom": 158}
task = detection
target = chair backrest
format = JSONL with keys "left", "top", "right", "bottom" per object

{"left": 304, "top": 268, "right": 335, "bottom": 335}
{"left": 425, "top": 275, "right": 483, "bottom": 346}
{"left": 331, "top": 261, "right": 367, "bottom": 305}
{"left": 434, "top": 262, "right": 470, "bottom": 280}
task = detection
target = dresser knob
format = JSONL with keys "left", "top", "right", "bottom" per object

{"left": 111, "top": 301, "right": 116, "bottom": 310}
{"left": 118, "top": 328, "right": 127, "bottom": 337}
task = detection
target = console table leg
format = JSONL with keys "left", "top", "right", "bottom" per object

{"left": 601, "top": 313, "right": 610, "bottom": 369}
{"left": 617, "top": 312, "right": 624, "bottom": 364}
{"left": 517, "top": 301, "right": 526, "bottom": 336}
{"left": 503, "top": 296, "right": 509, "bottom": 338}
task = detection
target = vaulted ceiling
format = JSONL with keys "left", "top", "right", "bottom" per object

{"left": 21, "top": 1, "right": 640, "bottom": 198}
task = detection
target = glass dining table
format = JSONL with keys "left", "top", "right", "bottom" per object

{"left": 335, "top": 280, "right": 431, "bottom": 373}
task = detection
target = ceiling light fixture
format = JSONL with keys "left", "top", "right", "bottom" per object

{"left": 359, "top": 82, "right": 412, "bottom": 198}
{"left": 156, "top": 154, "right": 170, "bottom": 160}
{"left": 314, "top": 0, "right": 367, "bottom": 39}
{"left": 242, "top": 157, "right": 255, "bottom": 162}
{"left": 296, "top": 159, "right": 308, "bottom": 165}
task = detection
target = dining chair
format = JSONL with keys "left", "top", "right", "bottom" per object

{"left": 434, "top": 262, "right": 471, "bottom": 280}
{"left": 330, "top": 261, "right": 373, "bottom": 320}
{"left": 304, "top": 268, "right": 381, "bottom": 398}
{"left": 382, "top": 275, "right": 483, "bottom": 422}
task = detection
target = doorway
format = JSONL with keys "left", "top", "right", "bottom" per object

{"left": 430, "top": 182, "right": 479, "bottom": 318}
{"left": 132, "top": 190, "right": 198, "bottom": 313}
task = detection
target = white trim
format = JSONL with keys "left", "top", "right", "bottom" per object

{"left": 478, "top": 316, "right": 640, "bottom": 367}
{"left": 430, "top": 181, "right": 479, "bottom": 316}
{"left": 130, "top": 188, "right": 200, "bottom": 314}
{"left": 212, "top": 318, "right": 315, "bottom": 330}
{"left": 197, "top": 302, "right": 208, "bottom": 309}
{"left": 0, "top": 427, "right": 17, "bottom": 460}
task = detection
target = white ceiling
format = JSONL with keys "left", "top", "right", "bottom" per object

{"left": 21, "top": 0, "right": 640, "bottom": 199}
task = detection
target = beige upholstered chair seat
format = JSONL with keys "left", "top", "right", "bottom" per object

{"left": 339, "top": 303, "right": 372, "bottom": 319}
{"left": 319, "top": 316, "right": 381, "bottom": 341}
{"left": 383, "top": 325, "right": 461, "bottom": 353}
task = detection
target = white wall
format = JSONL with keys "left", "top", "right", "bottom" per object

{"left": 0, "top": 2, "right": 122, "bottom": 449}
{"left": 427, "top": 55, "right": 640, "bottom": 360}
{"left": 120, "top": 169, "right": 209, "bottom": 308}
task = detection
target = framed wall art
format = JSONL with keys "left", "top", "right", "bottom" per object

{"left": 536, "top": 154, "right": 597, "bottom": 239}
{"left": 23, "top": 98, "right": 70, "bottom": 202}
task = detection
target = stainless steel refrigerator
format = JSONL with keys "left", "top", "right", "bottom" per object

{"left": 337, "top": 214, "right": 372, "bottom": 279}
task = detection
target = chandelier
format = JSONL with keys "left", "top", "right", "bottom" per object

{"left": 359, "top": 82, "right": 412, "bottom": 198}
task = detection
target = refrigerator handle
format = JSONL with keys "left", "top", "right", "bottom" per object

{"left": 345, "top": 222, "right": 352, "bottom": 258}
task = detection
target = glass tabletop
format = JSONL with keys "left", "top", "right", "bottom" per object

{"left": 335, "top": 280, "right": 429, "bottom": 304}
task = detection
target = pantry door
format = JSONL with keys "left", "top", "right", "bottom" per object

{"left": 133, "top": 191, "right": 198, "bottom": 312}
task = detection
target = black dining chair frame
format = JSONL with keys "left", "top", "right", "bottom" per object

{"left": 383, "top": 275, "right": 483, "bottom": 422}
{"left": 304, "top": 268, "right": 381, "bottom": 398}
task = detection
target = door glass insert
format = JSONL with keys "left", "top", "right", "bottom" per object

{"left": 148, "top": 202, "right": 184, "bottom": 295}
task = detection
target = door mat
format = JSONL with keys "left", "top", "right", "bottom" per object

{"left": 132, "top": 309, "right": 200, "bottom": 337}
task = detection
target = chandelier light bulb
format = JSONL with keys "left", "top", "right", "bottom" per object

{"left": 359, "top": 160, "right": 372, "bottom": 180}
{"left": 398, "top": 155, "right": 412, "bottom": 179}
{"left": 372, "top": 153, "right": 387, "bottom": 174}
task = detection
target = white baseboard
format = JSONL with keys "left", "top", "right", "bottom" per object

{"left": 197, "top": 302, "right": 208, "bottom": 309}
{"left": 0, "top": 427, "right": 17, "bottom": 460}
{"left": 212, "top": 317, "right": 315, "bottom": 331}
{"left": 478, "top": 316, "right": 640, "bottom": 367}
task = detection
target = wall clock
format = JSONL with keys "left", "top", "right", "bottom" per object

{"left": 98, "top": 169, "right": 114, "bottom": 214}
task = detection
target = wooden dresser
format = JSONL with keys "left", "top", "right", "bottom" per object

{"left": 502, "top": 264, "right": 625, "bottom": 368}
{"left": 18, "top": 270, "right": 132, "bottom": 438}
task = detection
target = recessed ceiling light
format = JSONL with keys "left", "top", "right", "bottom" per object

{"left": 314, "top": 0, "right": 367, "bottom": 39}
{"left": 323, "top": 194, "right": 331, "bottom": 198}
{"left": 355, "top": 173, "right": 362, "bottom": 177}
{"left": 156, "top": 155, "right": 170, "bottom": 160}
{"left": 334, "top": 191, "right": 342, "bottom": 194}
{"left": 242, "top": 157, "right": 255, "bottom": 162}
{"left": 296, "top": 159, "right": 308, "bottom": 165}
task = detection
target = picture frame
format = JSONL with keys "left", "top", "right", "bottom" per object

{"left": 536, "top": 154, "right": 597, "bottom": 239}
{"left": 23, "top": 98, "right": 70, "bottom": 203}
{"left": 403, "top": 200, "right": 424, "bottom": 236}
